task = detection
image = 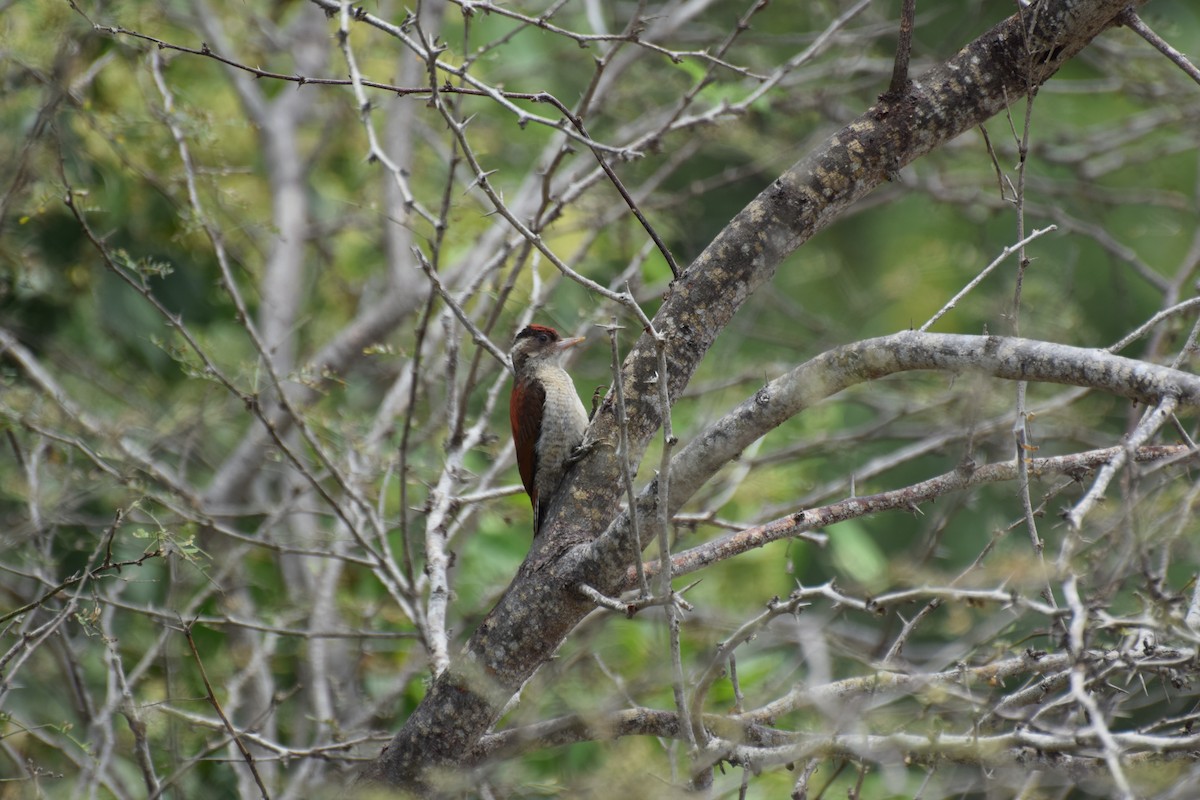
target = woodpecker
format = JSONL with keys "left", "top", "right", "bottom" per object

{"left": 509, "top": 324, "right": 589, "bottom": 535}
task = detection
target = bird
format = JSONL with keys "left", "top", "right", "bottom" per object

{"left": 509, "top": 324, "right": 589, "bottom": 535}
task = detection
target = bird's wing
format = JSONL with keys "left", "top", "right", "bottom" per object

{"left": 510, "top": 377, "right": 544, "bottom": 506}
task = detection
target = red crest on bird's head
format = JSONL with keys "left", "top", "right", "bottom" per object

{"left": 514, "top": 324, "right": 562, "bottom": 343}
{"left": 511, "top": 324, "right": 585, "bottom": 373}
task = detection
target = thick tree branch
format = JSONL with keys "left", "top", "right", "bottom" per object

{"left": 578, "top": 0, "right": 1150, "bottom": 567}
{"left": 606, "top": 332, "right": 1200, "bottom": 559}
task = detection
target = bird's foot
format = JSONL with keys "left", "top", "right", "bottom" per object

{"left": 568, "top": 440, "right": 595, "bottom": 465}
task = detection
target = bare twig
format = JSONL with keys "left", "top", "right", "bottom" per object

{"left": 1063, "top": 576, "right": 1134, "bottom": 798}
{"left": 640, "top": 444, "right": 1194, "bottom": 583}
{"left": 920, "top": 226, "right": 1057, "bottom": 332}
{"left": 888, "top": 0, "right": 917, "bottom": 93}
{"left": 183, "top": 620, "right": 271, "bottom": 797}
{"left": 1061, "top": 394, "right": 1179, "bottom": 535}
{"left": 1119, "top": 10, "right": 1200, "bottom": 87}
{"left": 607, "top": 320, "right": 649, "bottom": 596}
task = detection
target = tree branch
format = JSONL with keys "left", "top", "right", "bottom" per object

{"left": 608, "top": 332, "right": 1200, "bottom": 572}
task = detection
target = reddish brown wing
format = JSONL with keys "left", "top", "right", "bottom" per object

{"left": 510, "top": 377, "right": 545, "bottom": 508}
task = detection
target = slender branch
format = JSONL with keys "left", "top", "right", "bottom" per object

{"left": 1108, "top": 296, "right": 1200, "bottom": 353}
{"left": 604, "top": 332, "right": 1200, "bottom": 563}
{"left": 639, "top": 444, "right": 1193, "bottom": 583}
{"left": 182, "top": 621, "right": 270, "bottom": 798}
{"left": 1119, "top": 10, "right": 1200, "bottom": 86}
{"left": 688, "top": 594, "right": 809, "bottom": 740}
{"left": 607, "top": 320, "right": 648, "bottom": 596}
{"left": 881, "top": 597, "right": 942, "bottom": 667}
{"left": 1064, "top": 576, "right": 1134, "bottom": 798}
{"left": 415, "top": 249, "right": 511, "bottom": 369}
{"left": 1062, "top": 393, "right": 1179, "bottom": 534}
{"left": 468, "top": 642, "right": 1198, "bottom": 761}
{"left": 920, "top": 226, "right": 1057, "bottom": 332}
{"left": 888, "top": 0, "right": 916, "bottom": 93}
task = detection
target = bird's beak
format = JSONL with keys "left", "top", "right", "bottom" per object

{"left": 555, "top": 336, "right": 586, "bottom": 351}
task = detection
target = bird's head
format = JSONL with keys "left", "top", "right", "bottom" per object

{"left": 510, "top": 325, "right": 585, "bottom": 374}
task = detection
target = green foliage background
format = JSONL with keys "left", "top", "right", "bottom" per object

{"left": 2, "top": 0, "right": 1199, "bottom": 797}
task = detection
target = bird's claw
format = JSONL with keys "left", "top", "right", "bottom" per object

{"left": 568, "top": 441, "right": 594, "bottom": 465}
{"left": 589, "top": 385, "right": 608, "bottom": 420}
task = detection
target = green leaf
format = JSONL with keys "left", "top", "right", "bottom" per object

{"left": 829, "top": 520, "right": 887, "bottom": 589}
